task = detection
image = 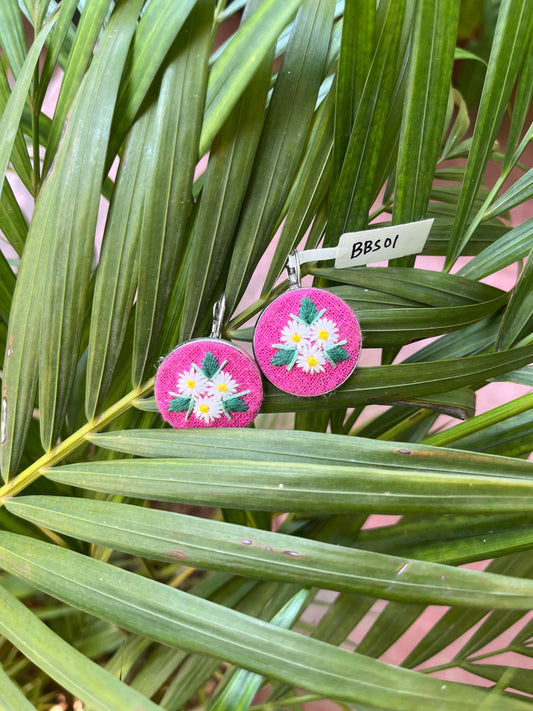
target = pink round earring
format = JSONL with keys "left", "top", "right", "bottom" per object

{"left": 253, "top": 251, "right": 362, "bottom": 397}
{"left": 155, "top": 294, "right": 263, "bottom": 428}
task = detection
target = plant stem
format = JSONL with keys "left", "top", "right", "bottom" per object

{"left": 0, "top": 378, "right": 154, "bottom": 507}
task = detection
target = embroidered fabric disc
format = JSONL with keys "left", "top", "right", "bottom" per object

{"left": 253, "top": 287, "right": 361, "bottom": 396}
{"left": 155, "top": 339, "right": 263, "bottom": 428}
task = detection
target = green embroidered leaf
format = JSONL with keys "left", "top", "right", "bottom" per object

{"left": 324, "top": 345, "right": 350, "bottom": 366}
{"left": 201, "top": 352, "right": 219, "bottom": 379}
{"left": 299, "top": 296, "right": 319, "bottom": 325}
{"left": 271, "top": 348, "right": 298, "bottom": 367}
{"left": 167, "top": 396, "right": 193, "bottom": 413}
{"left": 223, "top": 396, "right": 250, "bottom": 413}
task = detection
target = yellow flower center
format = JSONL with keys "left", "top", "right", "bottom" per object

{"left": 218, "top": 383, "right": 228, "bottom": 392}
{"left": 318, "top": 329, "right": 329, "bottom": 340}
{"left": 187, "top": 379, "right": 196, "bottom": 389}
{"left": 307, "top": 356, "right": 318, "bottom": 367}
{"left": 291, "top": 333, "right": 301, "bottom": 343}
{"left": 199, "top": 404, "right": 209, "bottom": 413}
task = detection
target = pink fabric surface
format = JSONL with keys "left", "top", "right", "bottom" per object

{"left": 253, "top": 287, "right": 361, "bottom": 396}
{"left": 155, "top": 339, "right": 263, "bottom": 428}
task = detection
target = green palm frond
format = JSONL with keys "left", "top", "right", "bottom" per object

{"left": 0, "top": 0, "right": 532, "bottom": 709}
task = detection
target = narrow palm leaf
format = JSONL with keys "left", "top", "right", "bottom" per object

{"left": 446, "top": 0, "right": 533, "bottom": 265}
{"left": 332, "top": 0, "right": 376, "bottom": 188}
{"left": 0, "top": 18, "right": 55, "bottom": 204}
{"left": 262, "top": 345, "right": 533, "bottom": 413}
{"left": 483, "top": 167, "right": 533, "bottom": 221}
{"left": 132, "top": 1, "right": 213, "bottom": 384}
{"left": 206, "top": 590, "right": 309, "bottom": 711}
{"left": 0, "top": 0, "right": 27, "bottom": 77}
{"left": 9, "top": 495, "right": 533, "bottom": 609}
{"left": 0, "top": 178, "right": 28, "bottom": 255}
{"left": 178, "top": 0, "right": 274, "bottom": 340}
{"left": 326, "top": 0, "right": 406, "bottom": 239}
{"left": 458, "top": 217, "right": 533, "bottom": 280}
{"left": 38, "top": 0, "right": 144, "bottom": 450}
{"left": 496, "top": 248, "right": 533, "bottom": 350}
{"left": 108, "top": 0, "right": 198, "bottom": 163}
{"left": 85, "top": 108, "right": 152, "bottom": 418}
{"left": 0, "top": 61, "right": 33, "bottom": 195}
{"left": 45, "top": 449, "right": 533, "bottom": 515}
{"left": 262, "top": 87, "right": 335, "bottom": 295}
{"left": 41, "top": 0, "right": 113, "bottom": 177}
{"left": 0, "top": 663, "right": 37, "bottom": 711}
{"left": 225, "top": 0, "right": 335, "bottom": 314}
{"left": 200, "top": 0, "right": 304, "bottom": 156}
{"left": 401, "top": 553, "right": 533, "bottom": 668}
{"left": 392, "top": 0, "right": 460, "bottom": 225}
{"left": 0, "top": 532, "right": 531, "bottom": 711}
{"left": 0, "top": 251, "right": 16, "bottom": 324}
{"left": 0, "top": 582, "right": 161, "bottom": 711}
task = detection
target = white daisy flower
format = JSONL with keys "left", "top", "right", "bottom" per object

{"left": 193, "top": 395, "right": 223, "bottom": 423}
{"left": 206, "top": 370, "right": 239, "bottom": 398}
{"left": 279, "top": 319, "right": 310, "bottom": 349}
{"left": 175, "top": 367, "right": 208, "bottom": 397}
{"left": 309, "top": 317, "right": 339, "bottom": 348}
{"left": 296, "top": 342, "right": 326, "bottom": 374}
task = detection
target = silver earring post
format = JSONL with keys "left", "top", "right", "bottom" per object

{"left": 210, "top": 292, "right": 226, "bottom": 339}
{"left": 287, "top": 250, "right": 301, "bottom": 290}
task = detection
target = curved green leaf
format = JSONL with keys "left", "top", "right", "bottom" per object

{"left": 262, "top": 85, "right": 335, "bottom": 296}
{"left": 9, "top": 495, "right": 533, "bottom": 609}
{"left": 336, "top": 290, "right": 505, "bottom": 347}
{"left": 446, "top": 409, "right": 533, "bottom": 459}
{"left": 401, "top": 554, "right": 533, "bottom": 669}
{"left": 332, "top": 0, "right": 376, "bottom": 189}
{"left": 326, "top": 0, "right": 406, "bottom": 239}
{"left": 485, "top": 167, "right": 533, "bottom": 220}
{"left": 201, "top": 0, "right": 303, "bottom": 157}
{"left": 179, "top": 0, "right": 274, "bottom": 340}
{"left": 458, "top": 217, "right": 533, "bottom": 280}
{"left": 312, "top": 266, "right": 504, "bottom": 306}
{"left": 207, "top": 590, "right": 309, "bottom": 711}
{"left": 0, "top": 0, "right": 27, "bottom": 78}
{"left": 357, "top": 511, "right": 533, "bottom": 565}
{"left": 446, "top": 0, "right": 533, "bottom": 265}
{"left": 392, "top": 0, "right": 460, "bottom": 226}
{"left": 0, "top": 18, "right": 55, "bottom": 204}
{"left": 38, "top": 0, "right": 144, "bottom": 450}
{"left": 0, "top": 178, "right": 28, "bottom": 255}
{"left": 0, "top": 583, "right": 161, "bottom": 711}
{"left": 0, "top": 532, "right": 531, "bottom": 711}
{"left": 85, "top": 108, "right": 152, "bottom": 418}
{"left": 0, "top": 61, "right": 33, "bottom": 196}
{"left": 262, "top": 345, "right": 533, "bottom": 413}
{"left": 0, "top": 250, "right": 16, "bottom": 325}
{"left": 225, "top": 0, "right": 335, "bottom": 314}
{"left": 42, "top": 0, "right": 113, "bottom": 178}
{"left": 46, "top": 443, "right": 533, "bottom": 515}
{"left": 132, "top": 1, "right": 213, "bottom": 384}
{"left": 0, "top": 663, "right": 37, "bottom": 711}
{"left": 108, "top": 0, "right": 198, "bottom": 161}
{"left": 496, "top": 247, "right": 533, "bottom": 350}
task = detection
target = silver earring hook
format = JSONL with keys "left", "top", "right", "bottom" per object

{"left": 210, "top": 292, "right": 226, "bottom": 339}
{"left": 287, "top": 249, "right": 301, "bottom": 290}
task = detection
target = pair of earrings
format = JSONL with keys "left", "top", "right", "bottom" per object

{"left": 154, "top": 252, "right": 362, "bottom": 429}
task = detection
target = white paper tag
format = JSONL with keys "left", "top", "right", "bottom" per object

{"left": 334, "top": 219, "right": 433, "bottom": 268}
